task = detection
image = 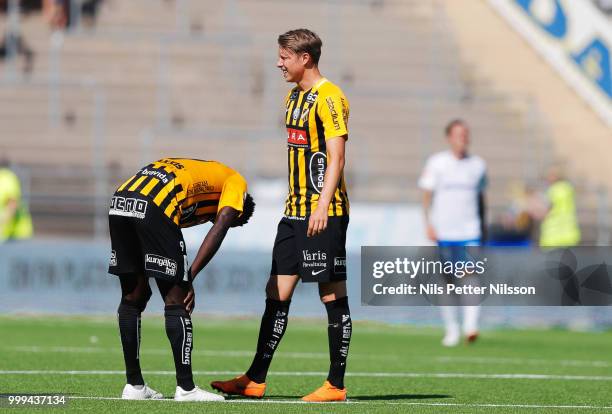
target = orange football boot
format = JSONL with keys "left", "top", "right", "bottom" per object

{"left": 301, "top": 380, "right": 347, "bottom": 402}
{"left": 210, "top": 375, "right": 266, "bottom": 398}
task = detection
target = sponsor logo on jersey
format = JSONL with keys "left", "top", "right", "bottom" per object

{"left": 300, "top": 105, "right": 310, "bottom": 122}
{"left": 306, "top": 92, "right": 318, "bottom": 103}
{"left": 326, "top": 97, "right": 341, "bottom": 131}
{"left": 109, "top": 196, "right": 148, "bottom": 219}
{"left": 309, "top": 152, "right": 326, "bottom": 193}
{"left": 287, "top": 127, "right": 309, "bottom": 148}
{"left": 109, "top": 250, "right": 117, "bottom": 266}
{"left": 340, "top": 97, "right": 349, "bottom": 125}
{"left": 159, "top": 159, "right": 184, "bottom": 169}
{"left": 334, "top": 256, "right": 347, "bottom": 274}
{"left": 139, "top": 168, "right": 170, "bottom": 184}
{"left": 290, "top": 90, "right": 299, "bottom": 100}
{"left": 292, "top": 106, "right": 301, "bottom": 121}
{"left": 145, "top": 254, "right": 177, "bottom": 277}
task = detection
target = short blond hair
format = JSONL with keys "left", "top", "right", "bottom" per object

{"left": 278, "top": 29, "right": 322, "bottom": 65}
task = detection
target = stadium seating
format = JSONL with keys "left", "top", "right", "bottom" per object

{"left": 0, "top": 0, "right": 609, "bottom": 241}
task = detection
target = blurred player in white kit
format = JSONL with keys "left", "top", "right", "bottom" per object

{"left": 419, "top": 119, "right": 487, "bottom": 347}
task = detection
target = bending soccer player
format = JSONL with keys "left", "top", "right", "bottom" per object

{"left": 108, "top": 158, "right": 255, "bottom": 401}
{"left": 211, "top": 29, "right": 352, "bottom": 402}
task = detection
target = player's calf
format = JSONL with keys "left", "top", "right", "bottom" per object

{"left": 324, "top": 296, "right": 351, "bottom": 390}
{"left": 165, "top": 304, "right": 196, "bottom": 391}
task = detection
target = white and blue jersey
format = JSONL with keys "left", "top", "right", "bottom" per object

{"left": 418, "top": 150, "right": 487, "bottom": 244}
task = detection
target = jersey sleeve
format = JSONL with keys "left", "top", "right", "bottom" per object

{"left": 418, "top": 157, "right": 437, "bottom": 191}
{"left": 218, "top": 173, "right": 247, "bottom": 214}
{"left": 478, "top": 173, "right": 488, "bottom": 191}
{"left": 317, "top": 90, "right": 349, "bottom": 140}
{"left": 478, "top": 163, "right": 488, "bottom": 192}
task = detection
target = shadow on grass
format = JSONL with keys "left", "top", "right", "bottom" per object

{"left": 237, "top": 394, "right": 452, "bottom": 401}
{"left": 350, "top": 394, "right": 452, "bottom": 401}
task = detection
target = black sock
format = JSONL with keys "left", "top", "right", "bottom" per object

{"left": 325, "top": 296, "right": 352, "bottom": 389}
{"left": 246, "top": 298, "right": 290, "bottom": 383}
{"left": 117, "top": 299, "right": 144, "bottom": 386}
{"left": 164, "top": 304, "right": 195, "bottom": 391}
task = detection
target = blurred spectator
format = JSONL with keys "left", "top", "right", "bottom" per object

{"left": 487, "top": 183, "right": 534, "bottom": 246}
{"left": 45, "top": 0, "right": 68, "bottom": 29}
{"left": 0, "top": 0, "right": 36, "bottom": 74}
{"left": 0, "top": 32, "right": 34, "bottom": 74}
{"left": 536, "top": 166, "right": 581, "bottom": 248}
{"left": 44, "top": 0, "right": 104, "bottom": 30}
{"left": 0, "top": 160, "right": 33, "bottom": 242}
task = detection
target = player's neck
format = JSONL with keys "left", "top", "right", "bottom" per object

{"left": 451, "top": 149, "right": 468, "bottom": 159}
{"left": 296, "top": 68, "right": 323, "bottom": 91}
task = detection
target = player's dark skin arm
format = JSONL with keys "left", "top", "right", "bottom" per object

{"left": 183, "top": 206, "right": 239, "bottom": 313}
{"left": 478, "top": 191, "right": 487, "bottom": 243}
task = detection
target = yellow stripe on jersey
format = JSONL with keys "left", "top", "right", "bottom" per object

{"left": 153, "top": 181, "right": 174, "bottom": 206}
{"left": 288, "top": 148, "right": 296, "bottom": 216}
{"left": 117, "top": 175, "right": 136, "bottom": 192}
{"left": 297, "top": 149, "right": 307, "bottom": 217}
{"left": 334, "top": 188, "right": 342, "bottom": 216}
{"left": 141, "top": 178, "right": 160, "bottom": 196}
{"left": 164, "top": 198, "right": 178, "bottom": 219}
{"left": 128, "top": 176, "right": 147, "bottom": 192}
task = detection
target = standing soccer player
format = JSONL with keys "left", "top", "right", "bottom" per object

{"left": 108, "top": 158, "right": 255, "bottom": 401}
{"left": 418, "top": 120, "right": 487, "bottom": 347}
{"left": 211, "top": 29, "right": 351, "bottom": 402}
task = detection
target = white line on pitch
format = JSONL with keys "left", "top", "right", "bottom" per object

{"left": 9, "top": 346, "right": 612, "bottom": 368}
{"left": 435, "top": 356, "right": 612, "bottom": 368}
{"left": 2, "top": 370, "right": 612, "bottom": 381}
{"left": 5, "top": 345, "right": 397, "bottom": 360}
{"left": 65, "top": 396, "right": 612, "bottom": 410}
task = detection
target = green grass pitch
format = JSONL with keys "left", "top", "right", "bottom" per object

{"left": 0, "top": 315, "right": 611, "bottom": 413}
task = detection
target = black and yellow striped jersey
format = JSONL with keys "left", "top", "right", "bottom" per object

{"left": 284, "top": 78, "right": 350, "bottom": 217}
{"left": 114, "top": 158, "right": 247, "bottom": 228}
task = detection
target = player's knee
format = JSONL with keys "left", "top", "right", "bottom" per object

{"left": 121, "top": 283, "right": 152, "bottom": 311}
{"left": 265, "top": 279, "right": 280, "bottom": 300}
{"left": 164, "top": 303, "right": 189, "bottom": 318}
{"left": 318, "top": 282, "right": 347, "bottom": 304}
{"left": 120, "top": 296, "right": 148, "bottom": 313}
{"left": 320, "top": 293, "right": 338, "bottom": 304}
{"left": 163, "top": 287, "right": 186, "bottom": 306}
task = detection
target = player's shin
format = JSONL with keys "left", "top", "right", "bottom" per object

{"left": 164, "top": 304, "right": 195, "bottom": 391}
{"left": 245, "top": 298, "right": 290, "bottom": 383}
{"left": 117, "top": 299, "right": 145, "bottom": 386}
{"left": 325, "top": 296, "right": 352, "bottom": 389}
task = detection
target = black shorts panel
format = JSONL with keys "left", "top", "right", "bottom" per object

{"left": 270, "top": 216, "right": 348, "bottom": 283}
{"left": 270, "top": 218, "right": 299, "bottom": 276}
{"left": 108, "top": 192, "right": 189, "bottom": 283}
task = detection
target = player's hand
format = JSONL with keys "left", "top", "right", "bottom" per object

{"left": 184, "top": 283, "right": 195, "bottom": 315}
{"left": 308, "top": 207, "right": 328, "bottom": 237}
{"left": 426, "top": 223, "right": 437, "bottom": 242}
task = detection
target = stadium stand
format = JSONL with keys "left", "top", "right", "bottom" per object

{"left": 0, "top": 0, "right": 609, "bottom": 242}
